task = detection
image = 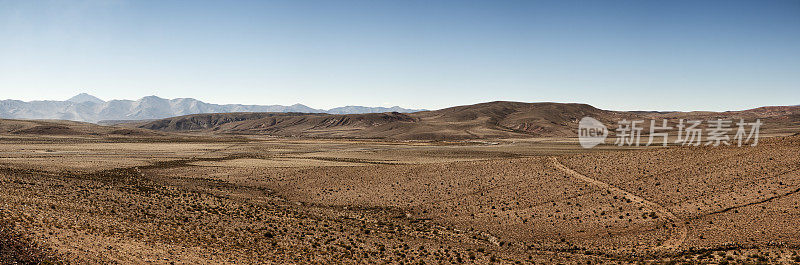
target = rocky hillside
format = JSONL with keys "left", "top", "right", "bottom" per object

{"left": 130, "top": 101, "right": 800, "bottom": 140}
{"left": 130, "top": 101, "right": 628, "bottom": 140}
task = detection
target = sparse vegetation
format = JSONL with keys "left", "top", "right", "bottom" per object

{"left": 0, "top": 118, "right": 798, "bottom": 263}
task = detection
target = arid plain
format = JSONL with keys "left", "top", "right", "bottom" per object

{"left": 1, "top": 102, "right": 800, "bottom": 264}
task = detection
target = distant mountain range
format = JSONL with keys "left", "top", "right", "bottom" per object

{"left": 0, "top": 93, "right": 425, "bottom": 123}
{"left": 129, "top": 101, "right": 800, "bottom": 140}
{"left": 2, "top": 100, "right": 797, "bottom": 140}
{"left": 129, "top": 101, "right": 618, "bottom": 140}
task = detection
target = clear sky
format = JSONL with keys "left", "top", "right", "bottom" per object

{"left": 1, "top": 0, "right": 798, "bottom": 111}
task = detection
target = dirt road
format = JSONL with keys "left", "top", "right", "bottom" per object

{"left": 549, "top": 157, "right": 687, "bottom": 253}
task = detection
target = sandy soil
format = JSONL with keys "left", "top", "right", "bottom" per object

{"left": 1, "top": 133, "right": 799, "bottom": 264}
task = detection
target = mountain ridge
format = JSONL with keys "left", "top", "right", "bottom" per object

{"left": 0, "top": 94, "right": 425, "bottom": 123}
{"left": 127, "top": 101, "right": 800, "bottom": 140}
{"left": 3, "top": 100, "right": 797, "bottom": 140}
{"left": 127, "top": 101, "right": 626, "bottom": 140}
{"left": 67, "top": 93, "right": 105, "bottom": 104}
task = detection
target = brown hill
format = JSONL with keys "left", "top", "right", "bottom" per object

{"left": 639, "top": 106, "right": 800, "bottom": 133}
{"left": 0, "top": 118, "right": 162, "bottom": 137}
{"left": 5, "top": 102, "right": 799, "bottom": 140}
{"left": 415, "top": 101, "right": 631, "bottom": 135}
{"left": 130, "top": 101, "right": 630, "bottom": 140}
{"left": 647, "top": 105, "right": 800, "bottom": 119}
{"left": 734, "top": 105, "right": 800, "bottom": 116}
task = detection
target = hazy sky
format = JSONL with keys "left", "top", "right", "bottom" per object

{"left": 1, "top": 0, "right": 798, "bottom": 111}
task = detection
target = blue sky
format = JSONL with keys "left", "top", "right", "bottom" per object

{"left": 1, "top": 0, "right": 798, "bottom": 111}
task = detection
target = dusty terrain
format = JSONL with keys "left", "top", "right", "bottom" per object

{"left": 0, "top": 125, "right": 798, "bottom": 264}
{"left": 1, "top": 103, "right": 800, "bottom": 264}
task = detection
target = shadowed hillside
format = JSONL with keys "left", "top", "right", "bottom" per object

{"left": 130, "top": 101, "right": 628, "bottom": 140}
{"left": 0, "top": 119, "right": 158, "bottom": 137}
{"left": 11, "top": 102, "right": 798, "bottom": 141}
{"left": 129, "top": 101, "right": 800, "bottom": 140}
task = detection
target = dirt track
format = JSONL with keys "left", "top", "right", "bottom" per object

{"left": 1, "top": 134, "right": 800, "bottom": 263}
{"left": 550, "top": 157, "right": 687, "bottom": 253}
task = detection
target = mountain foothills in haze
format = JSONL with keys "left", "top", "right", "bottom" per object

{"left": 0, "top": 93, "right": 425, "bottom": 123}
{"left": 0, "top": 99, "right": 797, "bottom": 140}
{"left": 129, "top": 101, "right": 800, "bottom": 140}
